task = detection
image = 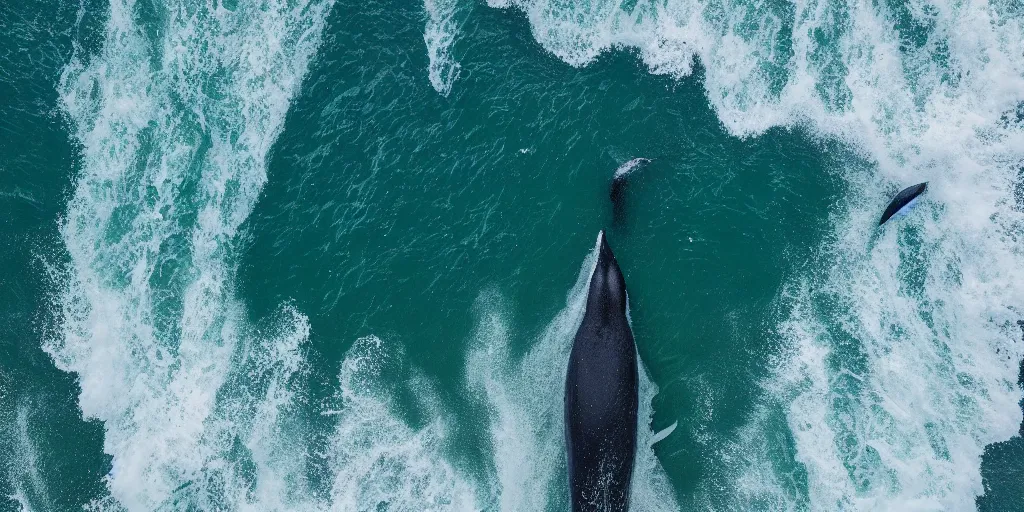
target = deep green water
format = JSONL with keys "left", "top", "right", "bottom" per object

{"left": 2, "top": 0, "right": 1023, "bottom": 510}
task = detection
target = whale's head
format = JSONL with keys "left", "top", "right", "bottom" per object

{"left": 588, "top": 231, "right": 628, "bottom": 316}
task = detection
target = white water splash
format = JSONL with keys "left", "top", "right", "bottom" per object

{"left": 50, "top": 0, "right": 335, "bottom": 509}
{"left": 324, "top": 336, "right": 479, "bottom": 511}
{"left": 613, "top": 157, "right": 652, "bottom": 180}
{"left": 424, "top": 0, "right": 462, "bottom": 96}
{"left": 2, "top": 401, "right": 53, "bottom": 512}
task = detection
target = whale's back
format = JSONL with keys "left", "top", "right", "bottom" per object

{"left": 564, "top": 233, "right": 639, "bottom": 511}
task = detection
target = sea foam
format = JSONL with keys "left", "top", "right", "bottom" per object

{"left": 424, "top": 0, "right": 462, "bottom": 97}
{"left": 51, "top": 0, "right": 335, "bottom": 509}
{"left": 324, "top": 335, "right": 479, "bottom": 510}
{"left": 3, "top": 401, "right": 53, "bottom": 512}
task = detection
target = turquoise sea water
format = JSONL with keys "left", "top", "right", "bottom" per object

{"left": 2, "top": 0, "right": 1024, "bottom": 510}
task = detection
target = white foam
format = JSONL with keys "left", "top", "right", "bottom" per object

{"left": 51, "top": 0, "right": 335, "bottom": 509}
{"left": 492, "top": 0, "right": 1024, "bottom": 508}
{"left": 613, "top": 157, "right": 652, "bottom": 179}
{"left": 2, "top": 401, "right": 53, "bottom": 512}
{"left": 424, "top": 0, "right": 462, "bottom": 97}
{"left": 465, "top": 234, "right": 681, "bottom": 511}
{"left": 324, "top": 336, "right": 479, "bottom": 511}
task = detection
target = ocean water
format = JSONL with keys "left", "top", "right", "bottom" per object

{"left": 2, "top": 0, "right": 1023, "bottom": 510}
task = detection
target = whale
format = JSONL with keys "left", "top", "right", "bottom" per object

{"left": 565, "top": 231, "right": 638, "bottom": 511}
{"left": 879, "top": 182, "right": 927, "bottom": 225}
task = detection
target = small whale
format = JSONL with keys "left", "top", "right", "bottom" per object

{"left": 879, "top": 182, "right": 927, "bottom": 225}
{"left": 610, "top": 158, "right": 650, "bottom": 224}
{"left": 565, "top": 231, "right": 638, "bottom": 511}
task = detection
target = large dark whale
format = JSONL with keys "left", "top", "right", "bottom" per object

{"left": 879, "top": 182, "right": 927, "bottom": 225}
{"left": 565, "top": 231, "right": 638, "bottom": 511}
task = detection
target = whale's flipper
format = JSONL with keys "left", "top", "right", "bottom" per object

{"left": 651, "top": 421, "right": 678, "bottom": 446}
{"left": 879, "top": 182, "right": 927, "bottom": 225}
{"left": 565, "top": 231, "right": 638, "bottom": 512}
